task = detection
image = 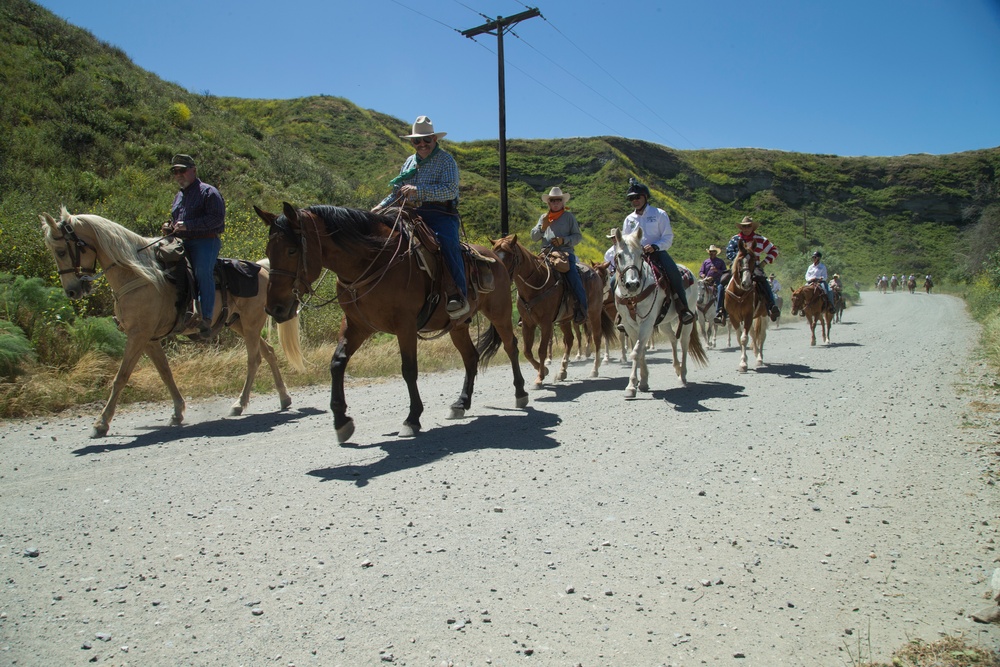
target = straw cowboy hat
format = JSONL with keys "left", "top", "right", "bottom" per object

{"left": 738, "top": 215, "right": 759, "bottom": 232}
{"left": 400, "top": 115, "right": 447, "bottom": 140}
{"left": 542, "top": 186, "right": 570, "bottom": 204}
{"left": 707, "top": 244, "right": 721, "bottom": 253}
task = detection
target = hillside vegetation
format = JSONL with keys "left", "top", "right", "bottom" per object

{"left": 3, "top": 0, "right": 999, "bottom": 295}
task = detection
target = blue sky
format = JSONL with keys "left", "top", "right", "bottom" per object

{"left": 35, "top": 0, "right": 1000, "bottom": 157}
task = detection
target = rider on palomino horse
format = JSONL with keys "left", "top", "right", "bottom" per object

{"left": 714, "top": 216, "right": 781, "bottom": 325}
{"left": 805, "top": 251, "right": 836, "bottom": 311}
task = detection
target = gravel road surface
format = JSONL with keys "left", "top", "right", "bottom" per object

{"left": 1, "top": 291, "right": 998, "bottom": 666}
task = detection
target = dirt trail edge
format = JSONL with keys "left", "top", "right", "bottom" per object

{"left": 1, "top": 292, "right": 998, "bottom": 666}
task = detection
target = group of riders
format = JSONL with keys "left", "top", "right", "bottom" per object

{"left": 163, "top": 114, "right": 847, "bottom": 337}
{"left": 876, "top": 273, "right": 932, "bottom": 293}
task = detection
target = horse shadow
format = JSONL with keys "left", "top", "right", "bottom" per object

{"left": 753, "top": 362, "right": 834, "bottom": 380}
{"left": 531, "top": 375, "right": 625, "bottom": 402}
{"left": 823, "top": 341, "right": 862, "bottom": 348}
{"left": 308, "top": 408, "right": 561, "bottom": 487}
{"left": 71, "top": 407, "right": 325, "bottom": 456}
{"left": 650, "top": 381, "right": 747, "bottom": 413}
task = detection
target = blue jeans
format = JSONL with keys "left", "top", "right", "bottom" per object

{"left": 419, "top": 208, "right": 467, "bottom": 298}
{"left": 184, "top": 236, "right": 221, "bottom": 320}
{"left": 562, "top": 251, "right": 588, "bottom": 311}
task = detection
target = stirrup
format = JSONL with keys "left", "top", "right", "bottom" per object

{"left": 713, "top": 311, "right": 726, "bottom": 325}
{"left": 446, "top": 295, "right": 470, "bottom": 320}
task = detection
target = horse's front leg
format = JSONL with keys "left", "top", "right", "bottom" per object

{"left": 92, "top": 337, "right": 161, "bottom": 437}
{"left": 447, "top": 328, "right": 480, "bottom": 420}
{"left": 329, "top": 323, "right": 370, "bottom": 443}
{"left": 737, "top": 322, "right": 750, "bottom": 373}
{"left": 521, "top": 321, "right": 541, "bottom": 373}
{"left": 143, "top": 341, "right": 185, "bottom": 429}
{"left": 809, "top": 317, "right": 817, "bottom": 346}
{"left": 534, "top": 324, "right": 553, "bottom": 388}
{"left": 395, "top": 327, "right": 424, "bottom": 437}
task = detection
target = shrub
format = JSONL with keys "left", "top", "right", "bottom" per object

{"left": 0, "top": 320, "right": 34, "bottom": 379}
{"left": 71, "top": 316, "right": 126, "bottom": 360}
{"left": 167, "top": 102, "right": 192, "bottom": 128}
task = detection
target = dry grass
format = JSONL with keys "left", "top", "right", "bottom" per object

{"left": 859, "top": 635, "right": 999, "bottom": 667}
{"left": 0, "top": 331, "right": 481, "bottom": 420}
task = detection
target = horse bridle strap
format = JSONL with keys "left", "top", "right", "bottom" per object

{"left": 616, "top": 283, "right": 657, "bottom": 319}
{"left": 54, "top": 220, "right": 99, "bottom": 279}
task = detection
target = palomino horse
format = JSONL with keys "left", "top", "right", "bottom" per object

{"left": 610, "top": 227, "right": 706, "bottom": 397}
{"left": 790, "top": 282, "right": 834, "bottom": 346}
{"left": 695, "top": 277, "right": 719, "bottom": 348}
{"left": 256, "top": 204, "right": 528, "bottom": 442}
{"left": 890, "top": 275, "right": 899, "bottom": 292}
{"left": 723, "top": 239, "right": 769, "bottom": 372}
{"left": 41, "top": 207, "right": 304, "bottom": 437}
{"left": 907, "top": 276, "right": 916, "bottom": 294}
{"left": 491, "top": 235, "right": 616, "bottom": 388}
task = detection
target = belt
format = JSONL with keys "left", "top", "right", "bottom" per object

{"left": 418, "top": 201, "right": 458, "bottom": 214}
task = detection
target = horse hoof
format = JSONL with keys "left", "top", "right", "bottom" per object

{"left": 533, "top": 381, "right": 544, "bottom": 390}
{"left": 169, "top": 416, "right": 183, "bottom": 427}
{"left": 515, "top": 394, "right": 529, "bottom": 409}
{"left": 230, "top": 405, "right": 244, "bottom": 417}
{"left": 335, "top": 419, "right": 355, "bottom": 444}
{"left": 90, "top": 425, "right": 109, "bottom": 439}
{"left": 638, "top": 383, "right": 649, "bottom": 393}
{"left": 590, "top": 370, "right": 599, "bottom": 378}
{"left": 625, "top": 388, "right": 637, "bottom": 399}
{"left": 279, "top": 395, "right": 292, "bottom": 411}
{"left": 398, "top": 423, "right": 420, "bottom": 438}
{"left": 447, "top": 407, "right": 466, "bottom": 420}
{"left": 556, "top": 371, "right": 567, "bottom": 382}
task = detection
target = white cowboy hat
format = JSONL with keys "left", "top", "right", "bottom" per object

{"left": 542, "top": 186, "right": 570, "bottom": 204}
{"left": 400, "top": 115, "right": 447, "bottom": 140}
{"left": 707, "top": 244, "right": 721, "bottom": 253}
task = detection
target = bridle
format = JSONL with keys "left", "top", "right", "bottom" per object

{"left": 51, "top": 219, "right": 100, "bottom": 281}
{"left": 613, "top": 244, "right": 658, "bottom": 319}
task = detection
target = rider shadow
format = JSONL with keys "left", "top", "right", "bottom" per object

{"left": 824, "top": 341, "right": 862, "bottom": 348}
{"left": 71, "top": 407, "right": 325, "bottom": 456}
{"left": 308, "top": 409, "right": 561, "bottom": 487}
{"left": 532, "top": 375, "right": 626, "bottom": 402}
{"left": 650, "top": 381, "right": 747, "bottom": 413}
{"left": 754, "top": 362, "right": 834, "bottom": 380}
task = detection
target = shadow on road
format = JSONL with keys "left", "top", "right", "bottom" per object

{"left": 71, "top": 407, "right": 325, "bottom": 456}
{"left": 531, "top": 375, "right": 625, "bottom": 402}
{"left": 651, "top": 380, "right": 747, "bottom": 413}
{"left": 754, "top": 362, "right": 834, "bottom": 379}
{"left": 308, "top": 408, "right": 561, "bottom": 486}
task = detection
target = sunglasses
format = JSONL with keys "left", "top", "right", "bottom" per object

{"left": 627, "top": 194, "right": 643, "bottom": 201}
{"left": 410, "top": 136, "right": 435, "bottom": 146}
{"left": 548, "top": 198, "right": 563, "bottom": 203}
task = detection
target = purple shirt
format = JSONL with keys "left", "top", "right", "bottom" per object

{"left": 700, "top": 256, "right": 726, "bottom": 281}
{"left": 171, "top": 178, "right": 225, "bottom": 237}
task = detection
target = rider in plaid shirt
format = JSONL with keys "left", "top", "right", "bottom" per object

{"left": 714, "top": 216, "right": 781, "bottom": 324}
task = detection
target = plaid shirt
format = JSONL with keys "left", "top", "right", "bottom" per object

{"left": 379, "top": 147, "right": 459, "bottom": 207}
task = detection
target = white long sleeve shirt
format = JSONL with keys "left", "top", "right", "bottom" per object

{"left": 622, "top": 205, "right": 673, "bottom": 250}
{"left": 805, "top": 262, "right": 828, "bottom": 282}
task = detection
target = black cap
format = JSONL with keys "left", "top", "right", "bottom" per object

{"left": 626, "top": 178, "right": 650, "bottom": 199}
{"left": 171, "top": 154, "right": 196, "bottom": 169}
{"left": 812, "top": 251, "right": 822, "bottom": 258}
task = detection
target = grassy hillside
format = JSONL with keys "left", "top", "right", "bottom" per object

{"left": 2, "top": 0, "right": 999, "bottom": 311}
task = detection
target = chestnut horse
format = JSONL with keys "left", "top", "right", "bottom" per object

{"left": 255, "top": 204, "right": 528, "bottom": 442}
{"left": 723, "top": 239, "right": 769, "bottom": 372}
{"left": 610, "top": 227, "right": 706, "bottom": 397}
{"left": 491, "top": 235, "right": 616, "bottom": 388}
{"left": 41, "top": 207, "right": 304, "bottom": 437}
{"left": 790, "top": 282, "right": 834, "bottom": 345}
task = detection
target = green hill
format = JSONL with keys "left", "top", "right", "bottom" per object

{"left": 2, "top": 0, "right": 999, "bottom": 303}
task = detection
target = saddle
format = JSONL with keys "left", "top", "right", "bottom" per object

{"left": 382, "top": 207, "right": 497, "bottom": 330}
{"left": 159, "top": 251, "right": 262, "bottom": 337}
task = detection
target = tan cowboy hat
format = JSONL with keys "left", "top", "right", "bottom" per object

{"left": 707, "top": 244, "right": 721, "bottom": 253}
{"left": 542, "top": 186, "right": 570, "bottom": 204}
{"left": 738, "top": 215, "right": 759, "bottom": 231}
{"left": 400, "top": 115, "right": 447, "bottom": 140}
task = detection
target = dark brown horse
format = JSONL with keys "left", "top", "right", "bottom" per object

{"left": 723, "top": 239, "right": 769, "bottom": 372}
{"left": 255, "top": 204, "right": 528, "bottom": 442}
{"left": 790, "top": 282, "right": 834, "bottom": 345}
{"left": 491, "top": 235, "right": 616, "bottom": 387}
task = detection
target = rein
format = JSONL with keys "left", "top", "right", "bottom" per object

{"left": 614, "top": 258, "right": 659, "bottom": 320}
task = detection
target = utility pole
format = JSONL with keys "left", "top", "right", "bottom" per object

{"left": 462, "top": 8, "right": 541, "bottom": 236}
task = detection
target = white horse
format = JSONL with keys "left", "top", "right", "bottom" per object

{"left": 610, "top": 227, "right": 707, "bottom": 397}
{"left": 695, "top": 278, "right": 719, "bottom": 349}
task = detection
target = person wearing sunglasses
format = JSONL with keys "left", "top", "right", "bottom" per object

{"left": 530, "top": 187, "right": 588, "bottom": 324}
{"left": 161, "top": 153, "right": 225, "bottom": 339}
{"left": 621, "top": 178, "right": 695, "bottom": 325}
{"left": 377, "top": 116, "right": 468, "bottom": 319}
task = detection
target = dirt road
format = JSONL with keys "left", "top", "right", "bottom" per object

{"left": 1, "top": 292, "right": 998, "bottom": 666}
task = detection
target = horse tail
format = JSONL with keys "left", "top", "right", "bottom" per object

{"left": 752, "top": 314, "right": 767, "bottom": 340}
{"left": 276, "top": 315, "right": 306, "bottom": 372}
{"left": 687, "top": 321, "right": 709, "bottom": 367}
{"left": 599, "top": 309, "right": 618, "bottom": 345}
{"left": 475, "top": 324, "right": 503, "bottom": 369}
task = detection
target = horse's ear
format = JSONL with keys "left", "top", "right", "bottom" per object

{"left": 282, "top": 202, "right": 297, "bottom": 219}
{"left": 611, "top": 228, "right": 622, "bottom": 243}
{"left": 40, "top": 212, "right": 58, "bottom": 234}
{"left": 254, "top": 205, "right": 277, "bottom": 226}
{"left": 510, "top": 233, "right": 517, "bottom": 244}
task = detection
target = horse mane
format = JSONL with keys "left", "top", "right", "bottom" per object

{"left": 298, "top": 205, "right": 394, "bottom": 253}
{"left": 56, "top": 208, "right": 167, "bottom": 290}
